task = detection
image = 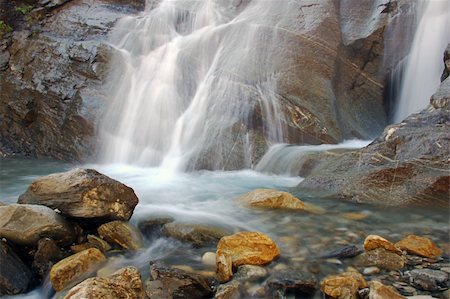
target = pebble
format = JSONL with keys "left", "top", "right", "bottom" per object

{"left": 325, "top": 258, "right": 342, "bottom": 265}
{"left": 201, "top": 252, "right": 216, "bottom": 267}
{"left": 363, "top": 266, "right": 380, "bottom": 275}
{"left": 393, "top": 283, "right": 417, "bottom": 296}
{"left": 408, "top": 269, "right": 449, "bottom": 291}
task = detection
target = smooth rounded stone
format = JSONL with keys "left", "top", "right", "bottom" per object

{"left": 98, "top": 221, "right": 143, "bottom": 251}
{"left": 364, "top": 235, "right": 402, "bottom": 255}
{"left": 138, "top": 216, "right": 174, "bottom": 237}
{"left": 18, "top": 169, "right": 139, "bottom": 222}
{"left": 318, "top": 245, "right": 363, "bottom": 259}
{"left": 408, "top": 269, "right": 449, "bottom": 291}
{"left": 368, "top": 281, "right": 406, "bottom": 299}
{"left": 363, "top": 267, "right": 380, "bottom": 275}
{"left": 163, "top": 223, "right": 230, "bottom": 247}
{"left": 202, "top": 252, "right": 216, "bottom": 267}
{"left": 146, "top": 262, "right": 214, "bottom": 299}
{"left": 396, "top": 235, "right": 443, "bottom": 259}
{"left": 214, "top": 281, "right": 241, "bottom": 299}
{"left": 0, "top": 204, "right": 76, "bottom": 246}
{"left": 216, "top": 232, "right": 280, "bottom": 282}
{"left": 86, "top": 234, "right": 111, "bottom": 253}
{"left": 265, "top": 269, "right": 318, "bottom": 298}
{"left": 32, "top": 238, "right": 64, "bottom": 278}
{"left": 63, "top": 266, "right": 144, "bottom": 299}
{"left": 0, "top": 240, "right": 32, "bottom": 296}
{"left": 234, "top": 265, "right": 268, "bottom": 282}
{"left": 50, "top": 248, "right": 106, "bottom": 292}
{"left": 321, "top": 270, "right": 368, "bottom": 299}
{"left": 354, "top": 248, "right": 406, "bottom": 270}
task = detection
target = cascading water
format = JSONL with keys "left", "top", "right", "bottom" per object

{"left": 99, "top": 0, "right": 294, "bottom": 171}
{"left": 393, "top": 0, "right": 450, "bottom": 123}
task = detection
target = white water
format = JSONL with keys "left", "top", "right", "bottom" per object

{"left": 99, "top": 0, "right": 300, "bottom": 171}
{"left": 394, "top": 0, "right": 450, "bottom": 123}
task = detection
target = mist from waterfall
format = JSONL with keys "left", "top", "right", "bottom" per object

{"left": 98, "top": 0, "right": 297, "bottom": 171}
{"left": 394, "top": 0, "right": 450, "bottom": 123}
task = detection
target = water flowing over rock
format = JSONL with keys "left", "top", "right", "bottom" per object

{"left": 50, "top": 248, "right": 106, "bottom": 291}
{"left": 18, "top": 168, "right": 139, "bottom": 222}
{"left": 97, "top": 0, "right": 417, "bottom": 170}
{"left": 0, "top": 204, "right": 75, "bottom": 246}
{"left": 97, "top": 220, "right": 144, "bottom": 251}
{"left": 63, "top": 266, "right": 144, "bottom": 299}
{"left": 162, "top": 223, "right": 230, "bottom": 248}
{"left": 0, "top": 240, "right": 32, "bottom": 296}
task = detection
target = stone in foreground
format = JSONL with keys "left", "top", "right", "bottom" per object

{"left": 33, "top": 238, "right": 64, "bottom": 278}
{"left": 368, "top": 281, "right": 406, "bottom": 299}
{"left": 321, "top": 270, "right": 368, "bottom": 299}
{"left": 0, "top": 204, "right": 75, "bottom": 246}
{"left": 354, "top": 248, "right": 405, "bottom": 270}
{"left": 50, "top": 248, "right": 106, "bottom": 291}
{"left": 408, "top": 269, "right": 449, "bottom": 291}
{"left": 216, "top": 232, "right": 280, "bottom": 282}
{"left": 63, "top": 266, "right": 144, "bottom": 299}
{"left": 97, "top": 221, "right": 143, "bottom": 251}
{"left": 0, "top": 240, "right": 32, "bottom": 296}
{"left": 146, "top": 262, "right": 214, "bottom": 299}
{"left": 396, "top": 235, "right": 442, "bottom": 259}
{"left": 18, "top": 168, "right": 138, "bottom": 222}
{"left": 363, "top": 235, "right": 402, "bottom": 255}
{"left": 266, "top": 269, "right": 318, "bottom": 298}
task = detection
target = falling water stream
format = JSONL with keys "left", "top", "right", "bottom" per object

{"left": 1, "top": 0, "right": 450, "bottom": 298}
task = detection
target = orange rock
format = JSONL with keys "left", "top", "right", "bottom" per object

{"left": 368, "top": 281, "right": 406, "bottom": 299}
{"left": 50, "top": 248, "right": 106, "bottom": 291}
{"left": 321, "top": 271, "right": 368, "bottom": 299}
{"left": 364, "top": 235, "right": 402, "bottom": 255}
{"left": 216, "top": 232, "right": 280, "bottom": 282}
{"left": 395, "top": 235, "right": 442, "bottom": 259}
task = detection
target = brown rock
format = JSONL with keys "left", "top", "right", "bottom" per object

{"left": 97, "top": 221, "right": 143, "bottom": 251}
{"left": 70, "top": 243, "right": 96, "bottom": 253}
{"left": 216, "top": 232, "right": 280, "bottom": 282}
{"left": 163, "top": 223, "right": 229, "bottom": 247}
{"left": 368, "top": 281, "right": 406, "bottom": 299}
{"left": 216, "top": 253, "right": 233, "bottom": 283}
{"left": 18, "top": 169, "right": 139, "bottom": 222}
{"left": 341, "top": 213, "right": 369, "bottom": 221}
{"left": 321, "top": 271, "right": 368, "bottom": 299}
{"left": 395, "top": 235, "right": 442, "bottom": 259}
{"left": 363, "top": 235, "right": 402, "bottom": 255}
{"left": 0, "top": 240, "right": 32, "bottom": 296}
{"left": 63, "top": 266, "right": 144, "bottom": 299}
{"left": 238, "top": 189, "right": 307, "bottom": 210}
{"left": 0, "top": 204, "right": 75, "bottom": 246}
{"left": 86, "top": 235, "right": 111, "bottom": 253}
{"left": 50, "top": 248, "right": 106, "bottom": 291}
{"left": 33, "top": 238, "right": 64, "bottom": 278}
{"left": 354, "top": 248, "right": 405, "bottom": 270}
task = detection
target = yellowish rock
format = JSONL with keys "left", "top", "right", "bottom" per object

{"left": 216, "top": 232, "right": 280, "bottom": 282}
{"left": 396, "top": 235, "right": 442, "bottom": 259}
{"left": 364, "top": 235, "right": 402, "bottom": 255}
{"left": 321, "top": 271, "right": 368, "bottom": 299}
{"left": 50, "top": 248, "right": 106, "bottom": 291}
{"left": 368, "top": 281, "right": 406, "bottom": 299}
{"left": 98, "top": 221, "right": 143, "bottom": 251}
{"left": 341, "top": 212, "right": 369, "bottom": 221}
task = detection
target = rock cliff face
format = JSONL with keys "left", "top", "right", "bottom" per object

{"left": 0, "top": 0, "right": 143, "bottom": 160}
{"left": 0, "top": 0, "right": 416, "bottom": 163}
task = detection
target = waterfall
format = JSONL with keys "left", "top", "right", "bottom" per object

{"left": 393, "top": 0, "right": 450, "bottom": 123}
{"left": 98, "top": 0, "right": 296, "bottom": 171}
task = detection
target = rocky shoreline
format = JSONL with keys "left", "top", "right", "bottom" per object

{"left": 1, "top": 170, "right": 448, "bottom": 298}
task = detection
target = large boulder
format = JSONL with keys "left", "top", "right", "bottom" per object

{"left": 50, "top": 248, "right": 106, "bottom": 291}
{"left": 63, "top": 266, "right": 144, "bottom": 299}
{"left": 145, "top": 262, "right": 214, "bottom": 299}
{"left": 0, "top": 240, "right": 32, "bottom": 296}
{"left": 216, "top": 232, "right": 280, "bottom": 282}
{"left": 0, "top": 204, "right": 75, "bottom": 246}
{"left": 18, "top": 168, "right": 139, "bottom": 222}
{"left": 0, "top": 0, "right": 144, "bottom": 160}
{"left": 297, "top": 75, "right": 450, "bottom": 207}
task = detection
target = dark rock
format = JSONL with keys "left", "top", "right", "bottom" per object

{"left": 265, "top": 269, "right": 318, "bottom": 298}
{"left": 97, "top": 220, "right": 143, "bottom": 251}
{"left": 408, "top": 269, "right": 449, "bottom": 291}
{"left": 145, "top": 261, "right": 214, "bottom": 299}
{"left": 18, "top": 168, "right": 139, "bottom": 222}
{"left": 0, "top": 240, "right": 32, "bottom": 296}
{"left": 214, "top": 281, "right": 240, "bottom": 299}
{"left": 0, "top": 204, "right": 75, "bottom": 246}
{"left": 354, "top": 248, "right": 405, "bottom": 270}
{"left": 297, "top": 75, "right": 450, "bottom": 207}
{"left": 138, "top": 216, "right": 174, "bottom": 238}
{"left": 318, "top": 245, "right": 363, "bottom": 259}
{"left": 63, "top": 266, "right": 144, "bottom": 299}
{"left": 442, "top": 43, "right": 450, "bottom": 81}
{"left": 431, "top": 77, "right": 450, "bottom": 110}
{"left": 162, "top": 223, "right": 229, "bottom": 247}
{"left": 358, "top": 287, "right": 370, "bottom": 299}
{"left": 32, "top": 238, "right": 64, "bottom": 278}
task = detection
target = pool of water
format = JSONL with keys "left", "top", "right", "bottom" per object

{"left": 1, "top": 157, "right": 449, "bottom": 298}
